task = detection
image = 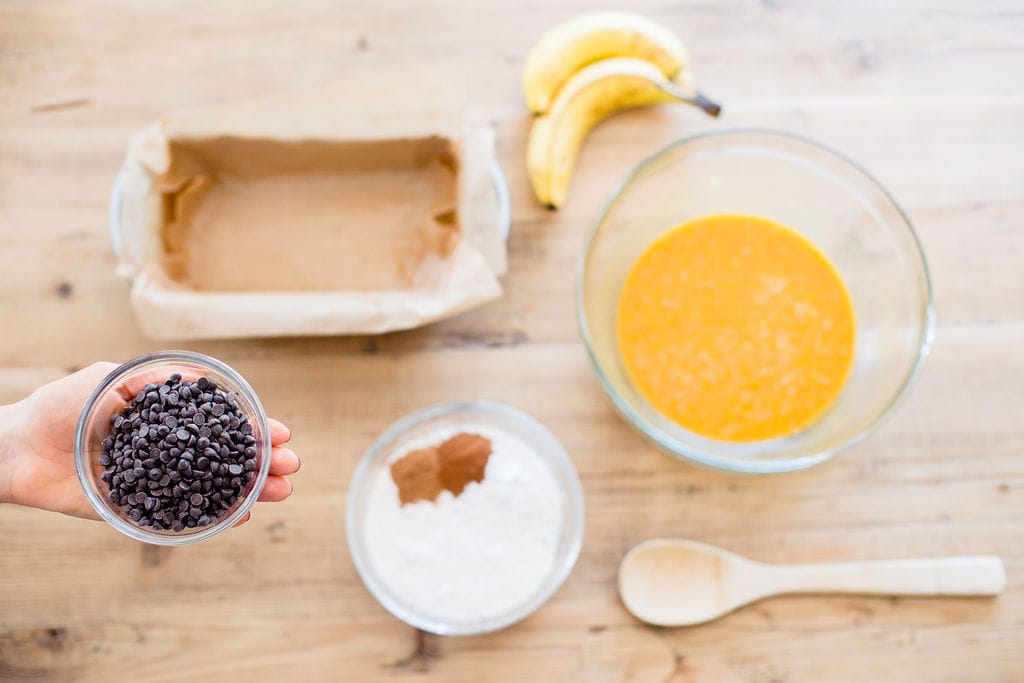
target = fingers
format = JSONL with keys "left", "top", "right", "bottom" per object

{"left": 233, "top": 511, "right": 252, "bottom": 527}
{"left": 269, "top": 447, "right": 300, "bottom": 476}
{"left": 80, "top": 361, "right": 119, "bottom": 381}
{"left": 268, "top": 418, "right": 291, "bottom": 446}
{"left": 258, "top": 475, "right": 293, "bottom": 502}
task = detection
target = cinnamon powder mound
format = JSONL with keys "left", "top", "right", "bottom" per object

{"left": 389, "top": 447, "right": 443, "bottom": 505}
{"left": 390, "top": 433, "right": 492, "bottom": 505}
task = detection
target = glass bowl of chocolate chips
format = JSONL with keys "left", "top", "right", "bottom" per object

{"left": 74, "top": 351, "right": 272, "bottom": 545}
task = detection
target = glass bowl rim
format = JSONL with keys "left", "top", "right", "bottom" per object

{"left": 345, "top": 399, "right": 585, "bottom": 635}
{"left": 74, "top": 350, "right": 272, "bottom": 545}
{"left": 576, "top": 127, "right": 935, "bottom": 474}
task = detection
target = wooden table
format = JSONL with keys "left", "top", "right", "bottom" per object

{"left": 2, "top": 1, "right": 1022, "bottom": 680}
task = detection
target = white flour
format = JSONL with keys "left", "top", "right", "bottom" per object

{"left": 363, "top": 425, "right": 564, "bottom": 625}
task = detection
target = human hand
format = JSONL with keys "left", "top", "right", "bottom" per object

{"left": 0, "top": 362, "right": 298, "bottom": 525}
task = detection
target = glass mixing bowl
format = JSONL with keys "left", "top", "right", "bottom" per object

{"left": 346, "top": 400, "right": 585, "bottom": 635}
{"left": 74, "top": 351, "right": 272, "bottom": 545}
{"left": 578, "top": 129, "right": 933, "bottom": 474}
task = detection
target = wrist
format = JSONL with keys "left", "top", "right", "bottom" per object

{"left": 0, "top": 401, "right": 19, "bottom": 501}
{"left": 0, "top": 400, "right": 26, "bottom": 505}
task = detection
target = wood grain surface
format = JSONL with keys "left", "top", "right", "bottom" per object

{"left": 1, "top": 1, "right": 1022, "bottom": 681}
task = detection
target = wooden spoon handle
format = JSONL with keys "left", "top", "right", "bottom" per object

{"left": 766, "top": 555, "right": 1005, "bottom": 597}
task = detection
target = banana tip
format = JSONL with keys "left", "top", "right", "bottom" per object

{"left": 695, "top": 92, "right": 722, "bottom": 118}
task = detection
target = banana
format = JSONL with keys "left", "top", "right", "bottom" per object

{"left": 523, "top": 11, "right": 694, "bottom": 115}
{"left": 526, "top": 57, "right": 720, "bottom": 210}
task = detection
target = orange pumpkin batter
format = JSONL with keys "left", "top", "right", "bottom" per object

{"left": 616, "top": 214, "right": 856, "bottom": 442}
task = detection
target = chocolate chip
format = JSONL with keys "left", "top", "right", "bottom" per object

{"left": 98, "top": 375, "right": 259, "bottom": 533}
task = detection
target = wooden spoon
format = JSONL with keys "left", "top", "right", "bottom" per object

{"left": 619, "top": 538, "right": 1005, "bottom": 627}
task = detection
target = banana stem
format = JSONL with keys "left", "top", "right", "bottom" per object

{"left": 667, "top": 84, "right": 722, "bottom": 117}
{"left": 692, "top": 92, "right": 722, "bottom": 117}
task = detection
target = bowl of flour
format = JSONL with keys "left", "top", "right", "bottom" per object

{"left": 346, "top": 400, "right": 585, "bottom": 635}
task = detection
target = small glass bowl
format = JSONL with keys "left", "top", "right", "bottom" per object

{"left": 579, "top": 129, "right": 934, "bottom": 474}
{"left": 74, "top": 351, "right": 272, "bottom": 545}
{"left": 346, "top": 400, "right": 585, "bottom": 635}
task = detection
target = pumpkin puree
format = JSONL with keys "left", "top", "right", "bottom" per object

{"left": 617, "top": 214, "right": 855, "bottom": 442}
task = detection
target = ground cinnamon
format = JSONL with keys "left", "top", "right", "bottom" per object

{"left": 390, "top": 432, "right": 492, "bottom": 505}
{"left": 389, "top": 446, "right": 443, "bottom": 505}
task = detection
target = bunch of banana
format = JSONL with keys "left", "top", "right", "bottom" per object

{"left": 523, "top": 11, "right": 721, "bottom": 209}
